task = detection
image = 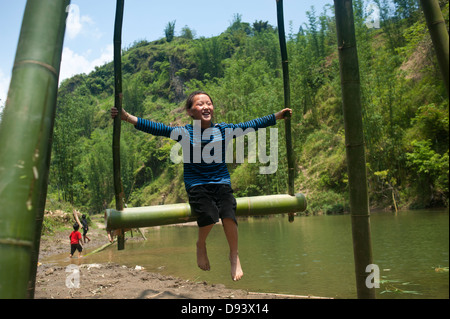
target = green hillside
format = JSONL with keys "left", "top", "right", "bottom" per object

{"left": 48, "top": 1, "right": 449, "bottom": 215}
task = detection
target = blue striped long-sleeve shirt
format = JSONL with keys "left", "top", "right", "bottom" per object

{"left": 135, "top": 114, "right": 276, "bottom": 190}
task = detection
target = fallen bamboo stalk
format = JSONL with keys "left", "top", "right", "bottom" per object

{"left": 146, "top": 291, "right": 164, "bottom": 299}
{"left": 83, "top": 241, "right": 116, "bottom": 258}
{"left": 136, "top": 228, "right": 147, "bottom": 240}
{"left": 248, "top": 292, "right": 333, "bottom": 299}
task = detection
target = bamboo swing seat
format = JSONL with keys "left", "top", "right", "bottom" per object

{"left": 105, "top": 193, "right": 307, "bottom": 230}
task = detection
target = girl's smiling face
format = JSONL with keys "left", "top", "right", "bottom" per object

{"left": 187, "top": 94, "right": 214, "bottom": 128}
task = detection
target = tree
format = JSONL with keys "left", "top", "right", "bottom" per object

{"left": 253, "top": 20, "right": 273, "bottom": 33}
{"left": 394, "top": 0, "right": 420, "bottom": 23}
{"left": 194, "top": 36, "right": 228, "bottom": 79}
{"left": 165, "top": 20, "right": 176, "bottom": 42}
{"left": 180, "top": 25, "right": 195, "bottom": 39}
{"left": 306, "top": 6, "right": 320, "bottom": 57}
{"left": 406, "top": 140, "right": 449, "bottom": 206}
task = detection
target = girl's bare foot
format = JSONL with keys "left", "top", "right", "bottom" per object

{"left": 196, "top": 242, "right": 210, "bottom": 271}
{"left": 230, "top": 253, "right": 243, "bottom": 281}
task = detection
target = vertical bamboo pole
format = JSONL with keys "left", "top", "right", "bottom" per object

{"left": 0, "top": 0, "right": 70, "bottom": 299}
{"left": 276, "top": 0, "right": 295, "bottom": 223}
{"left": 334, "top": 0, "right": 375, "bottom": 299}
{"left": 420, "top": 0, "right": 449, "bottom": 97}
{"left": 113, "top": 0, "right": 126, "bottom": 250}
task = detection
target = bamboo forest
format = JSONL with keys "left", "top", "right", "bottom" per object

{"left": 38, "top": 0, "right": 448, "bottom": 214}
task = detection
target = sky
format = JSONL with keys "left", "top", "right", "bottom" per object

{"left": 0, "top": 0, "right": 334, "bottom": 108}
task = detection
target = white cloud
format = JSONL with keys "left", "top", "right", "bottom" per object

{"left": 66, "top": 4, "right": 102, "bottom": 40}
{"left": 60, "top": 4, "right": 111, "bottom": 82}
{"left": 1, "top": 43, "right": 114, "bottom": 107}
{"left": 0, "top": 45, "right": 114, "bottom": 107}
{"left": 66, "top": 5, "right": 82, "bottom": 40}
{"left": 59, "top": 44, "right": 113, "bottom": 82}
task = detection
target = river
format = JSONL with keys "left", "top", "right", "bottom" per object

{"left": 47, "top": 209, "right": 449, "bottom": 299}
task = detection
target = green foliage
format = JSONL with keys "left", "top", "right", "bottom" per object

{"left": 180, "top": 26, "right": 195, "bottom": 40}
{"left": 165, "top": 20, "right": 176, "bottom": 43}
{"left": 47, "top": 3, "right": 449, "bottom": 215}
{"left": 306, "top": 190, "right": 348, "bottom": 215}
{"left": 406, "top": 140, "right": 449, "bottom": 206}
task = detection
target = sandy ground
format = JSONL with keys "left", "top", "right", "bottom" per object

{"left": 35, "top": 219, "right": 312, "bottom": 300}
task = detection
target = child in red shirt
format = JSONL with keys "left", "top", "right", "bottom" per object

{"left": 69, "top": 223, "right": 83, "bottom": 258}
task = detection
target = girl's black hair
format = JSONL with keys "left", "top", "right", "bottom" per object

{"left": 185, "top": 91, "right": 213, "bottom": 110}
{"left": 73, "top": 223, "right": 79, "bottom": 231}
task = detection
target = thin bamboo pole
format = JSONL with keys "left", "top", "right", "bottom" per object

{"left": 73, "top": 209, "right": 82, "bottom": 228}
{"left": 276, "top": 0, "right": 295, "bottom": 223}
{"left": 83, "top": 241, "right": 115, "bottom": 258}
{"left": 105, "top": 194, "right": 307, "bottom": 230}
{"left": 334, "top": 0, "right": 375, "bottom": 299}
{"left": 0, "top": 0, "right": 70, "bottom": 299}
{"left": 248, "top": 292, "right": 333, "bottom": 299}
{"left": 419, "top": 0, "right": 449, "bottom": 97}
{"left": 113, "top": 0, "right": 126, "bottom": 250}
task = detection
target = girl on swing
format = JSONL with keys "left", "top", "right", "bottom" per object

{"left": 111, "top": 91, "right": 291, "bottom": 281}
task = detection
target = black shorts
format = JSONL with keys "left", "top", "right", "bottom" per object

{"left": 187, "top": 184, "right": 237, "bottom": 227}
{"left": 70, "top": 244, "right": 82, "bottom": 255}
